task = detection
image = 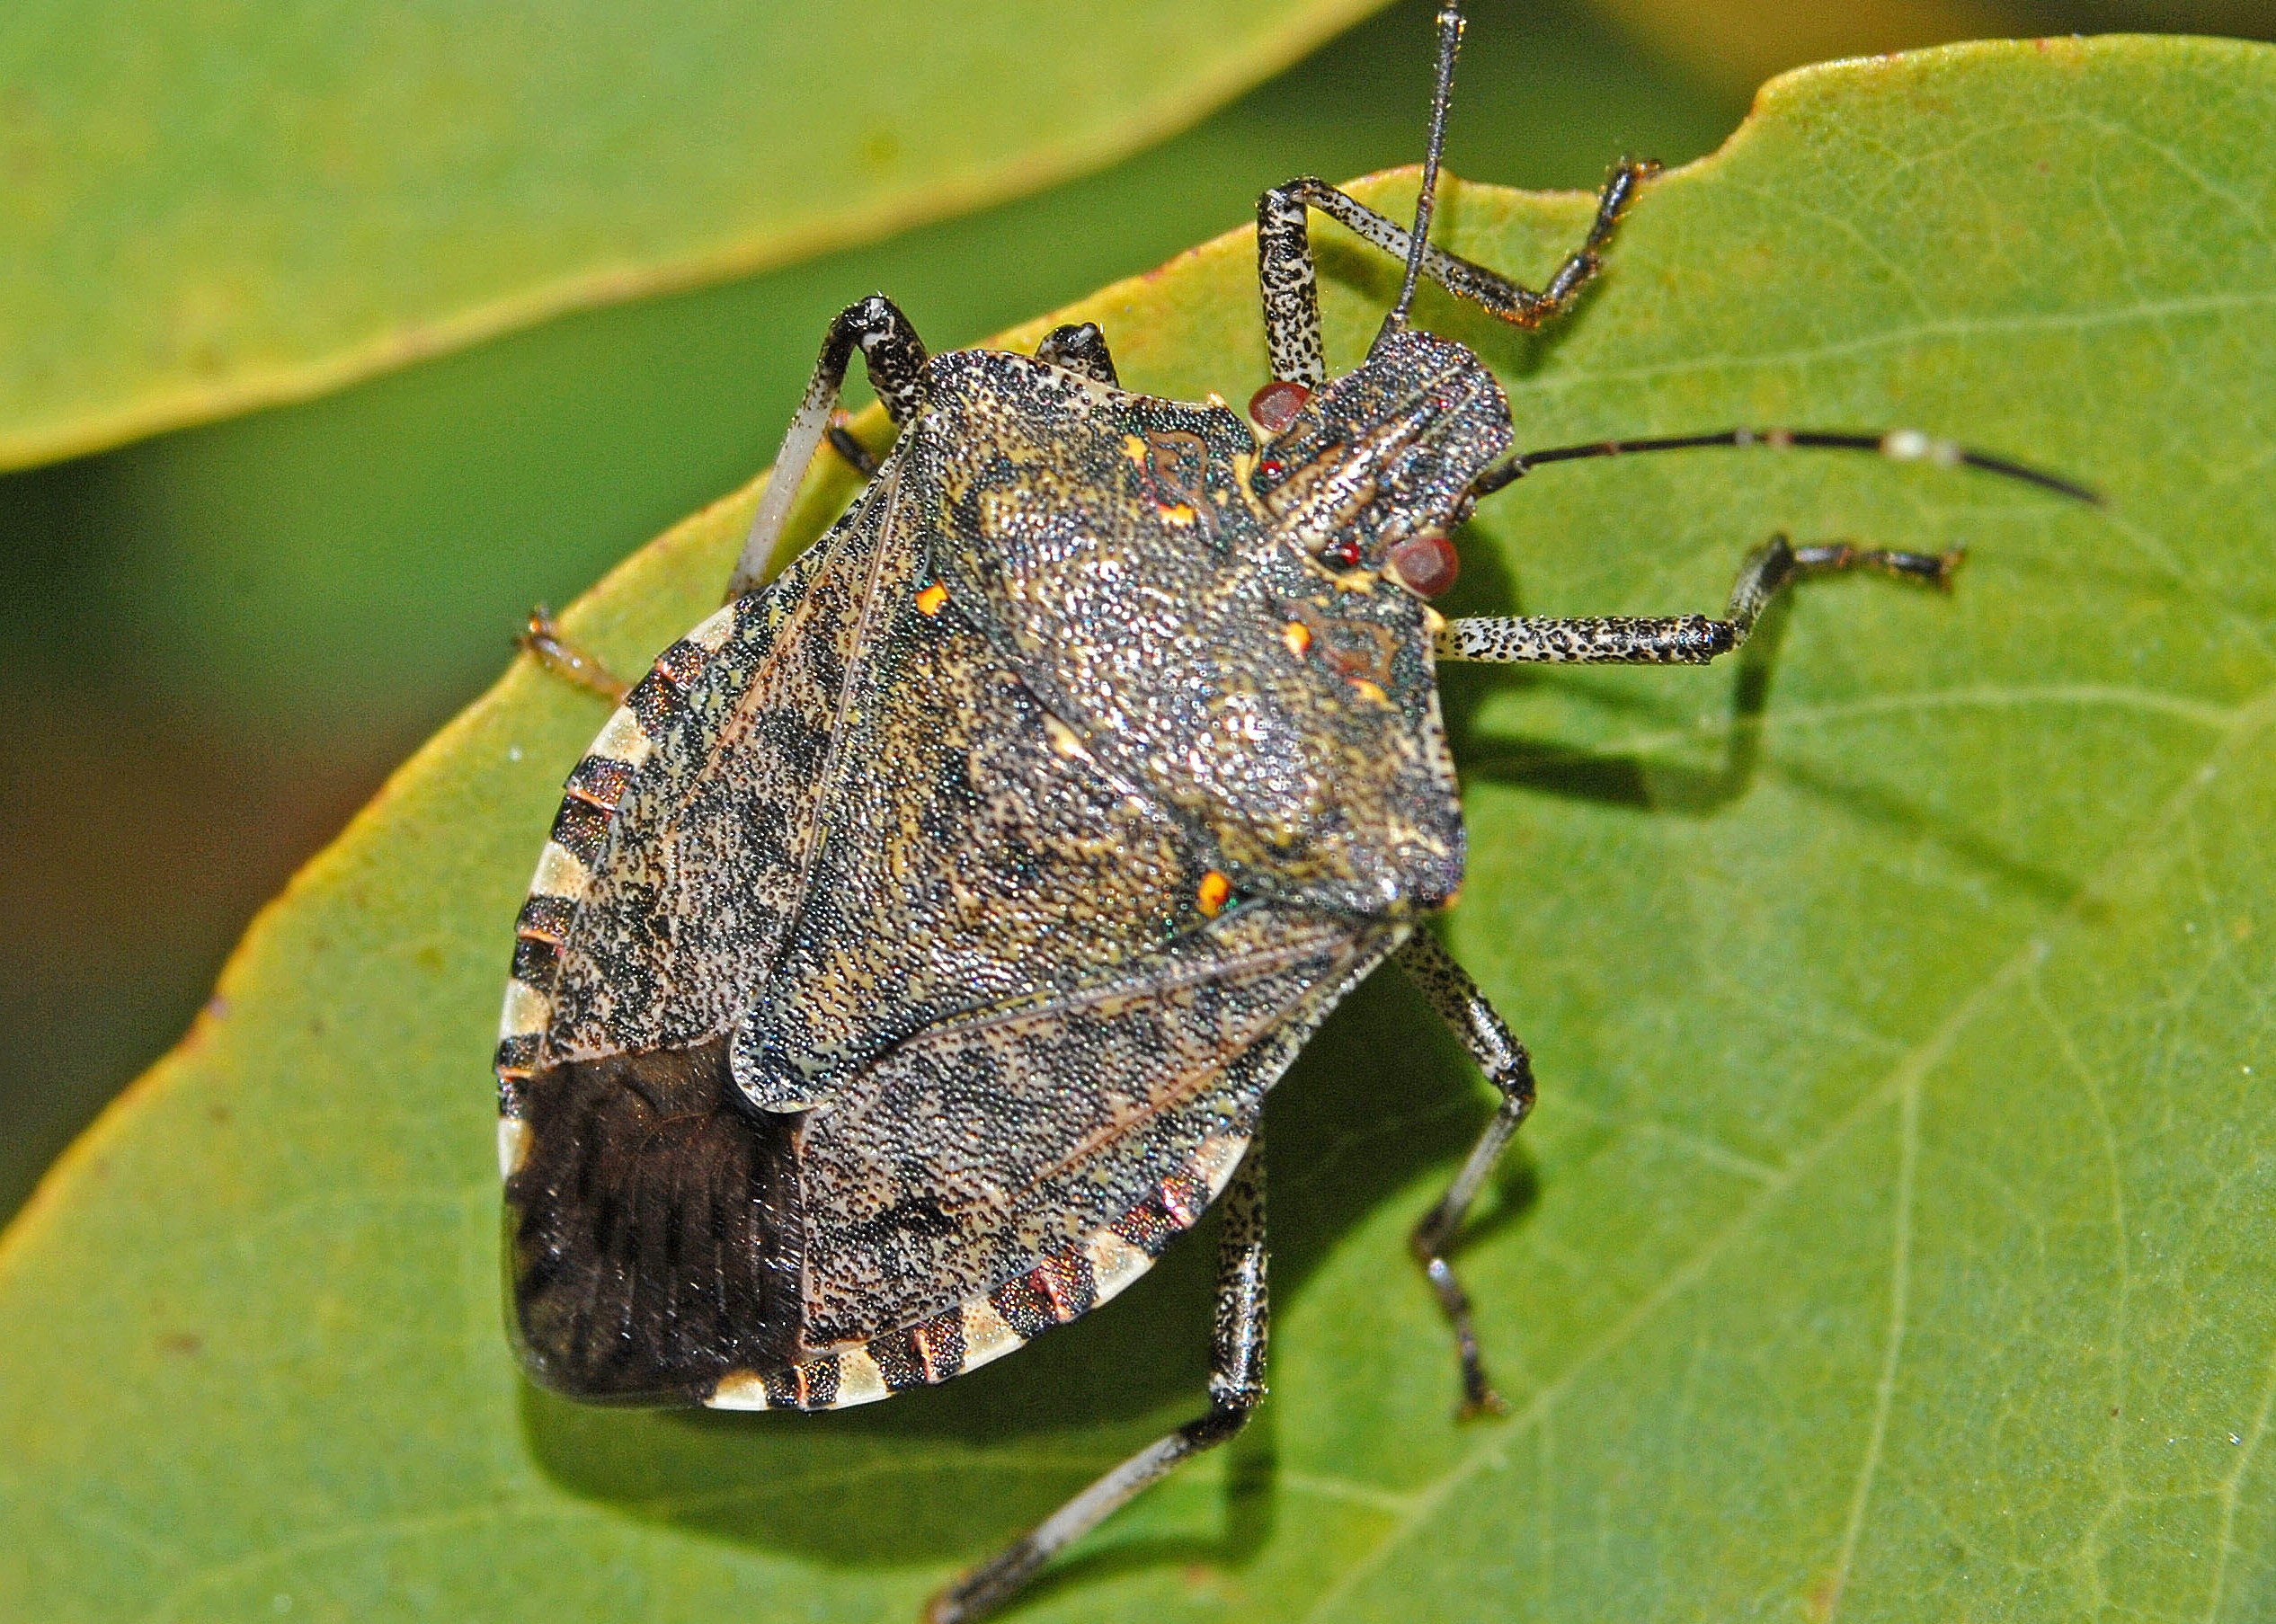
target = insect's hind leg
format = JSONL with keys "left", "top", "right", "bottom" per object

{"left": 1434, "top": 534, "right": 1963, "bottom": 666}
{"left": 1254, "top": 160, "right": 1655, "bottom": 386}
{"left": 730, "top": 293, "right": 929, "bottom": 599}
{"left": 927, "top": 1141, "right": 1269, "bottom": 1624}
{"left": 1396, "top": 932, "right": 1534, "bottom": 1418}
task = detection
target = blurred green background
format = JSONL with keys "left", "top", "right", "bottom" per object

{"left": 2, "top": 0, "right": 2266, "bottom": 1222}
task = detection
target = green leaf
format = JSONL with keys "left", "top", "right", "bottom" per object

{"left": 0, "top": 0, "right": 1385, "bottom": 473}
{"left": 5, "top": 34, "right": 2273, "bottom": 1622}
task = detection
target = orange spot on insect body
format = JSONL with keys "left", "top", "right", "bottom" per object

{"left": 1196, "top": 871, "right": 1231, "bottom": 916}
{"left": 916, "top": 583, "right": 949, "bottom": 616}
{"left": 1282, "top": 621, "right": 1312, "bottom": 657}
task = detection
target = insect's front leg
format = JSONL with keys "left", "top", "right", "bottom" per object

{"left": 928, "top": 1141, "right": 1269, "bottom": 1624}
{"left": 1395, "top": 931, "right": 1534, "bottom": 1418}
{"left": 1254, "top": 161, "right": 1656, "bottom": 387}
{"left": 1434, "top": 533, "right": 1963, "bottom": 665}
{"left": 730, "top": 293, "right": 930, "bottom": 599}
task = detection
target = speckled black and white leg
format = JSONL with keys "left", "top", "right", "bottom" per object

{"left": 928, "top": 1140, "right": 1270, "bottom": 1624}
{"left": 1254, "top": 160, "right": 1655, "bottom": 387}
{"left": 1395, "top": 931, "right": 1534, "bottom": 1417}
{"left": 731, "top": 293, "right": 931, "bottom": 599}
{"left": 1034, "top": 321, "right": 1120, "bottom": 387}
{"left": 1436, "top": 535, "right": 1963, "bottom": 666}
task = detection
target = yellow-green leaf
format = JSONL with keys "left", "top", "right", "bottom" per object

{"left": 0, "top": 0, "right": 1385, "bottom": 472}
{"left": 4, "top": 34, "right": 2273, "bottom": 1623}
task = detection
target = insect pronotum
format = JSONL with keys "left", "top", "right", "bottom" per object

{"left": 497, "top": 5, "right": 2094, "bottom": 1618}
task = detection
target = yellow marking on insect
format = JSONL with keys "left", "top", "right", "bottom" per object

{"left": 1205, "top": 391, "right": 1231, "bottom": 411}
{"left": 496, "top": 1117, "right": 530, "bottom": 1180}
{"left": 1348, "top": 678, "right": 1390, "bottom": 706}
{"left": 529, "top": 840, "right": 590, "bottom": 903}
{"left": 959, "top": 1298, "right": 1027, "bottom": 1366}
{"left": 1192, "top": 1133, "right": 1248, "bottom": 1198}
{"left": 591, "top": 710, "right": 654, "bottom": 768}
{"left": 1422, "top": 604, "right": 1447, "bottom": 635}
{"left": 707, "top": 1372, "right": 769, "bottom": 1410}
{"left": 1197, "top": 870, "right": 1232, "bottom": 916}
{"left": 1085, "top": 1230, "right": 1152, "bottom": 1300}
{"left": 833, "top": 1349, "right": 891, "bottom": 1407}
{"left": 1282, "top": 620, "right": 1312, "bottom": 657}
{"left": 916, "top": 582, "right": 949, "bottom": 616}
{"left": 684, "top": 602, "right": 738, "bottom": 652}
{"left": 1160, "top": 502, "right": 1197, "bottom": 524}
{"left": 1124, "top": 434, "right": 1150, "bottom": 466}
{"left": 500, "top": 979, "right": 552, "bottom": 1037}
{"left": 1043, "top": 714, "right": 1092, "bottom": 760}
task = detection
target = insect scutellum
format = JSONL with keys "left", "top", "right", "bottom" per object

{"left": 497, "top": 4, "right": 2096, "bottom": 1621}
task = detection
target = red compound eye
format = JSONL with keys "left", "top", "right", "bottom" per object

{"left": 1320, "top": 538, "right": 1364, "bottom": 570}
{"left": 1386, "top": 531, "right": 1460, "bottom": 598}
{"left": 1248, "top": 379, "right": 1311, "bottom": 436}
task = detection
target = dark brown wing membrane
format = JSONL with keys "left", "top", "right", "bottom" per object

{"left": 508, "top": 1039, "right": 802, "bottom": 1403}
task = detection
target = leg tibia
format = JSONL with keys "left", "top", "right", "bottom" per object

{"left": 1436, "top": 534, "right": 1961, "bottom": 666}
{"left": 925, "top": 1143, "right": 1270, "bottom": 1624}
{"left": 1254, "top": 160, "right": 1655, "bottom": 387}
{"left": 1397, "top": 934, "right": 1534, "bottom": 1416}
{"left": 730, "top": 294, "right": 929, "bottom": 601}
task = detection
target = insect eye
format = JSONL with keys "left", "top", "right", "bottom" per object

{"left": 1385, "top": 531, "right": 1460, "bottom": 598}
{"left": 1249, "top": 379, "right": 1311, "bottom": 436}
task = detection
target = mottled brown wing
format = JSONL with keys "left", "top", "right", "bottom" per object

{"left": 536, "top": 465, "right": 915, "bottom": 1069}
{"left": 792, "top": 901, "right": 1400, "bottom": 1354}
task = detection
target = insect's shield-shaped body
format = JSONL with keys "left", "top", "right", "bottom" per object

{"left": 497, "top": 321, "right": 1507, "bottom": 1414}
{"left": 493, "top": 6, "right": 2089, "bottom": 1611}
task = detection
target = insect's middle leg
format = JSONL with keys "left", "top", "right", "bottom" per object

{"left": 927, "top": 1140, "right": 1269, "bottom": 1624}
{"left": 1435, "top": 534, "right": 1962, "bottom": 666}
{"left": 1254, "top": 161, "right": 1655, "bottom": 387}
{"left": 1395, "top": 931, "right": 1534, "bottom": 1418}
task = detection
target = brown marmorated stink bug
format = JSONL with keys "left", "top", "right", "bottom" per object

{"left": 494, "top": 5, "right": 2096, "bottom": 1619}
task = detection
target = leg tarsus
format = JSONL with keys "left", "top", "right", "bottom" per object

{"left": 516, "top": 607, "right": 629, "bottom": 704}
{"left": 925, "top": 1142, "right": 1269, "bottom": 1624}
{"left": 1396, "top": 933, "right": 1534, "bottom": 1418}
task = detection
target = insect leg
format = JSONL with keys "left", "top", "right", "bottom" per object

{"left": 514, "top": 606, "right": 629, "bottom": 702}
{"left": 728, "top": 293, "right": 930, "bottom": 599}
{"left": 1434, "top": 534, "right": 1962, "bottom": 665}
{"left": 824, "top": 416, "right": 884, "bottom": 479}
{"left": 1034, "top": 321, "right": 1120, "bottom": 386}
{"left": 928, "top": 1142, "right": 1270, "bottom": 1624}
{"left": 1396, "top": 931, "right": 1533, "bottom": 1417}
{"left": 1255, "top": 160, "right": 1654, "bottom": 386}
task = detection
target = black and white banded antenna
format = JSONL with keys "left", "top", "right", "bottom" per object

{"left": 1468, "top": 424, "right": 2103, "bottom": 509}
{"left": 1379, "top": 2, "right": 1466, "bottom": 345}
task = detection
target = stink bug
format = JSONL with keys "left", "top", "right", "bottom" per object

{"left": 496, "top": 5, "right": 2095, "bottom": 1619}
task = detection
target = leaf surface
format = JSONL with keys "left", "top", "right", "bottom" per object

{"left": 4, "top": 36, "right": 2274, "bottom": 1624}
{"left": 0, "top": 0, "right": 1383, "bottom": 471}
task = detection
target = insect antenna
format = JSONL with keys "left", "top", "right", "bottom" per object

{"left": 1379, "top": 2, "right": 1467, "bottom": 345}
{"left": 1469, "top": 425, "right": 2103, "bottom": 507}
